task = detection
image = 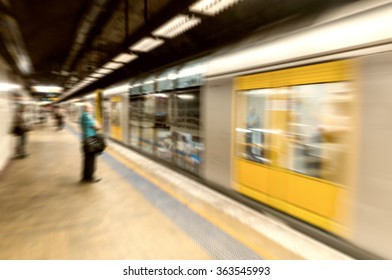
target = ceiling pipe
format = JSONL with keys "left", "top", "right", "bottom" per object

{"left": 61, "top": 0, "right": 110, "bottom": 76}
{"left": 144, "top": 0, "right": 148, "bottom": 23}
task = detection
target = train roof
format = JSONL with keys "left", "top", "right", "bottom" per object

{"left": 206, "top": 0, "right": 392, "bottom": 78}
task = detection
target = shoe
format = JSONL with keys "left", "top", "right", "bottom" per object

{"left": 81, "top": 178, "right": 101, "bottom": 183}
{"left": 91, "top": 178, "right": 102, "bottom": 183}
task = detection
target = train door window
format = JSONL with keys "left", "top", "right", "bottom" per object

{"left": 235, "top": 89, "right": 271, "bottom": 164}
{"left": 170, "top": 89, "right": 203, "bottom": 174}
{"left": 286, "top": 82, "right": 353, "bottom": 184}
{"left": 172, "top": 89, "right": 200, "bottom": 127}
{"left": 153, "top": 93, "right": 171, "bottom": 161}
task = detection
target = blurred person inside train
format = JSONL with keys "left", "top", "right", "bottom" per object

{"left": 245, "top": 106, "right": 261, "bottom": 160}
{"left": 80, "top": 103, "right": 101, "bottom": 183}
{"left": 11, "top": 104, "right": 30, "bottom": 159}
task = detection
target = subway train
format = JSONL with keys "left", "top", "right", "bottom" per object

{"left": 64, "top": 1, "right": 392, "bottom": 259}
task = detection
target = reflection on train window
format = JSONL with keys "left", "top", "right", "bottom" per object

{"left": 287, "top": 82, "right": 352, "bottom": 184}
{"left": 129, "top": 97, "right": 142, "bottom": 148}
{"left": 128, "top": 89, "right": 204, "bottom": 175}
{"left": 153, "top": 93, "right": 171, "bottom": 161}
{"left": 235, "top": 89, "right": 271, "bottom": 164}
{"left": 171, "top": 90, "right": 200, "bottom": 128}
{"left": 141, "top": 95, "right": 155, "bottom": 154}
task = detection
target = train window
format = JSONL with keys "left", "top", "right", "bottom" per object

{"left": 129, "top": 96, "right": 143, "bottom": 148}
{"left": 153, "top": 93, "right": 171, "bottom": 161}
{"left": 286, "top": 82, "right": 353, "bottom": 184}
{"left": 140, "top": 95, "right": 155, "bottom": 154}
{"left": 235, "top": 89, "right": 271, "bottom": 164}
{"left": 171, "top": 90, "right": 200, "bottom": 128}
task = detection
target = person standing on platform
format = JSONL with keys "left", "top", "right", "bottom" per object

{"left": 80, "top": 103, "right": 101, "bottom": 183}
{"left": 54, "top": 106, "right": 65, "bottom": 131}
{"left": 12, "top": 104, "right": 30, "bottom": 159}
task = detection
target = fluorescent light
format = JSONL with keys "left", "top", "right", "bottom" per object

{"left": 144, "top": 80, "right": 154, "bottom": 84}
{"left": 84, "top": 77, "right": 97, "bottom": 81}
{"left": 104, "top": 83, "right": 129, "bottom": 95}
{"left": 190, "top": 0, "right": 243, "bottom": 16}
{"left": 32, "top": 85, "right": 63, "bottom": 93}
{"left": 168, "top": 73, "right": 177, "bottom": 80}
{"left": 96, "top": 68, "right": 113, "bottom": 74}
{"left": 178, "top": 94, "right": 195, "bottom": 100}
{"left": 90, "top": 73, "right": 105, "bottom": 78}
{"left": 0, "top": 83, "right": 21, "bottom": 91}
{"left": 103, "top": 61, "right": 123, "bottom": 69}
{"left": 113, "top": 53, "right": 138, "bottom": 63}
{"left": 152, "top": 14, "right": 201, "bottom": 38}
{"left": 178, "top": 65, "right": 206, "bottom": 78}
{"left": 129, "top": 37, "right": 164, "bottom": 52}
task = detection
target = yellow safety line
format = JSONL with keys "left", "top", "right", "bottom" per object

{"left": 105, "top": 146, "right": 279, "bottom": 260}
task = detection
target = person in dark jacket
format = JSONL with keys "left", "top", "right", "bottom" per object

{"left": 12, "top": 105, "right": 29, "bottom": 159}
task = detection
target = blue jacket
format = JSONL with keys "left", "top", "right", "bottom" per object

{"left": 80, "top": 112, "right": 97, "bottom": 139}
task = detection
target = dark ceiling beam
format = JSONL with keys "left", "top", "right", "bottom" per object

{"left": 124, "top": 0, "right": 129, "bottom": 38}
{"left": 0, "top": 0, "right": 15, "bottom": 18}
{"left": 66, "top": 0, "right": 123, "bottom": 74}
{"left": 144, "top": 0, "right": 148, "bottom": 23}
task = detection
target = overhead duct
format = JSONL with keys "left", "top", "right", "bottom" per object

{"left": 61, "top": 0, "right": 110, "bottom": 75}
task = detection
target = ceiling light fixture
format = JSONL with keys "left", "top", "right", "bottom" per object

{"left": 90, "top": 73, "right": 105, "bottom": 78}
{"left": 32, "top": 85, "right": 63, "bottom": 93}
{"left": 102, "top": 61, "right": 123, "bottom": 70}
{"left": 113, "top": 53, "right": 138, "bottom": 63}
{"left": 189, "top": 0, "right": 243, "bottom": 16}
{"left": 84, "top": 77, "right": 97, "bottom": 81}
{"left": 129, "top": 37, "right": 164, "bottom": 52}
{"left": 152, "top": 14, "right": 201, "bottom": 38}
{"left": 96, "top": 68, "right": 113, "bottom": 74}
{"left": 0, "top": 83, "right": 21, "bottom": 92}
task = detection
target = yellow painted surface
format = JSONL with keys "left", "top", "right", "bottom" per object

{"left": 235, "top": 159, "right": 268, "bottom": 193}
{"left": 112, "top": 126, "right": 122, "bottom": 140}
{"left": 286, "top": 173, "right": 337, "bottom": 218}
{"left": 236, "top": 72, "right": 272, "bottom": 90}
{"left": 235, "top": 60, "right": 352, "bottom": 90}
{"left": 239, "top": 183, "right": 344, "bottom": 236}
{"left": 95, "top": 90, "right": 102, "bottom": 125}
{"left": 268, "top": 168, "right": 288, "bottom": 200}
{"left": 111, "top": 96, "right": 122, "bottom": 102}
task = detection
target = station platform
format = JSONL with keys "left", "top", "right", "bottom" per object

{"left": 0, "top": 121, "right": 352, "bottom": 260}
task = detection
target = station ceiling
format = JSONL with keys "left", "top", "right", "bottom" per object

{"left": 0, "top": 0, "right": 358, "bottom": 100}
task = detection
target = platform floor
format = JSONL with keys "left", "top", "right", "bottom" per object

{"left": 0, "top": 122, "right": 351, "bottom": 260}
